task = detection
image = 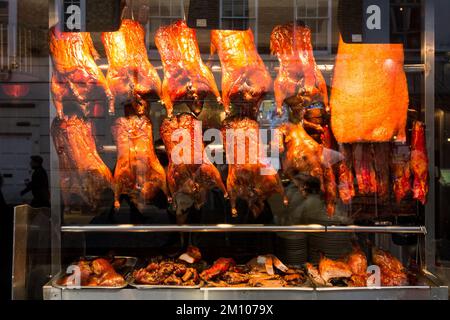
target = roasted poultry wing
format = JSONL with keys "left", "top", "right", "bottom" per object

{"left": 51, "top": 115, "right": 113, "bottom": 210}
{"left": 102, "top": 19, "right": 162, "bottom": 109}
{"left": 112, "top": 115, "right": 168, "bottom": 210}
{"left": 211, "top": 29, "right": 272, "bottom": 116}
{"left": 160, "top": 113, "right": 227, "bottom": 215}
{"left": 372, "top": 247, "right": 408, "bottom": 286}
{"left": 49, "top": 26, "right": 113, "bottom": 118}
{"left": 411, "top": 121, "right": 429, "bottom": 204}
{"left": 222, "top": 117, "right": 286, "bottom": 217}
{"left": 270, "top": 23, "right": 329, "bottom": 116}
{"left": 330, "top": 37, "right": 408, "bottom": 143}
{"left": 155, "top": 20, "right": 220, "bottom": 116}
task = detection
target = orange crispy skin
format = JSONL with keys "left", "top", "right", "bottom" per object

{"left": 112, "top": 116, "right": 168, "bottom": 209}
{"left": 280, "top": 122, "right": 324, "bottom": 188}
{"left": 51, "top": 116, "right": 113, "bottom": 209}
{"left": 318, "top": 256, "right": 353, "bottom": 283}
{"left": 49, "top": 26, "right": 113, "bottom": 118}
{"left": 372, "top": 248, "right": 408, "bottom": 286}
{"left": 337, "top": 144, "right": 355, "bottom": 204}
{"left": 160, "top": 114, "right": 227, "bottom": 215}
{"left": 222, "top": 117, "right": 286, "bottom": 217}
{"left": 391, "top": 143, "right": 412, "bottom": 203}
{"left": 411, "top": 121, "right": 429, "bottom": 204}
{"left": 270, "top": 23, "right": 328, "bottom": 114}
{"left": 155, "top": 20, "right": 220, "bottom": 116}
{"left": 345, "top": 245, "right": 368, "bottom": 286}
{"left": 352, "top": 144, "right": 377, "bottom": 195}
{"left": 330, "top": 37, "right": 408, "bottom": 143}
{"left": 102, "top": 19, "right": 162, "bottom": 107}
{"left": 211, "top": 29, "right": 272, "bottom": 115}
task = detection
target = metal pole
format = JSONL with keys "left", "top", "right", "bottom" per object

{"left": 423, "top": 0, "right": 436, "bottom": 273}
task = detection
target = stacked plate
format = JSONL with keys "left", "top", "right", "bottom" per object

{"left": 308, "top": 232, "right": 352, "bottom": 264}
{"left": 275, "top": 233, "right": 308, "bottom": 266}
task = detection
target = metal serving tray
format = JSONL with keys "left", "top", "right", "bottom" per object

{"left": 52, "top": 256, "right": 137, "bottom": 290}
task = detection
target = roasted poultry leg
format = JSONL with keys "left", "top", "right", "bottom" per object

{"left": 155, "top": 20, "right": 220, "bottom": 116}
{"left": 160, "top": 113, "right": 227, "bottom": 215}
{"left": 49, "top": 26, "right": 114, "bottom": 118}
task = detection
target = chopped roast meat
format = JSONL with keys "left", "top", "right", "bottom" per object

{"left": 133, "top": 260, "right": 201, "bottom": 286}
{"left": 102, "top": 19, "right": 162, "bottom": 111}
{"left": 200, "top": 258, "right": 236, "bottom": 281}
{"left": 112, "top": 115, "right": 169, "bottom": 209}
{"left": 318, "top": 255, "right": 353, "bottom": 284}
{"left": 222, "top": 117, "right": 287, "bottom": 217}
{"left": 270, "top": 23, "right": 328, "bottom": 116}
{"left": 49, "top": 26, "right": 114, "bottom": 118}
{"left": 155, "top": 20, "right": 220, "bottom": 116}
{"left": 160, "top": 113, "right": 227, "bottom": 215}
{"left": 372, "top": 247, "right": 408, "bottom": 286}
{"left": 410, "top": 121, "right": 429, "bottom": 204}
{"left": 51, "top": 116, "right": 113, "bottom": 210}
{"left": 330, "top": 37, "right": 408, "bottom": 143}
{"left": 211, "top": 29, "right": 272, "bottom": 116}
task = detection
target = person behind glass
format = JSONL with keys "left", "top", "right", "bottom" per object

{"left": 294, "top": 176, "right": 326, "bottom": 224}
{"left": 20, "top": 155, "right": 50, "bottom": 208}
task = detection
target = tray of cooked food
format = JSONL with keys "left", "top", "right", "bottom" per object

{"left": 200, "top": 254, "right": 311, "bottom": 288}
{"left": 128, "top": 246, "right": 206, "bottom": 288}
{"left": 52, "top": 256, "right": 137, "bottom": 289}
{"left": 305, "top": 244, "right": 425, "bottom": 289}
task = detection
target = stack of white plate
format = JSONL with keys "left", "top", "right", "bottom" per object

{"left": 308, "top": 233, "right": 352, "bottom": 263}
{"left": 275, "top": 233, "right": 308, "bottom": 266}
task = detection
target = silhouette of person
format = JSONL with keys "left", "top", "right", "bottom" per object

{"left": 20, "top": 155, "right": 50, "bottom": 208}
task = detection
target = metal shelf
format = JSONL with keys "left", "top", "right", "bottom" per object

{"left": 60, "top": 224, "right": 426, "bottom": 234}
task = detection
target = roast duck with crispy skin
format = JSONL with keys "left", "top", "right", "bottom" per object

{"left": 330, "top": 37, "right": 408, "bottom": 143}
{"left": 49, "top": 26, "right": 114, "bottom": 118}
{"left": 160, "top": 113, "right": 227, "bottom": 215}
{"left": 410, "top": 121, "right": 429, "bottom": 204}
{"left": 58, "top": 258, "right": 126, "bottom": 287}
{"left": 211, "top": 29, "right": 272, "bottom": 116}
{"left": 155, "top": 20, "right": 220, "bottom": 116}
{"left": 102, "top": 19, "right": 162, "bottom": 110}
{"left": 222, "top": 117, "right": 287, "bottom": 217}
{"left": 278, "top": 122, "right": 337, "bottom": 216}
{"left": 112, "top": 113, "right": 168, "bottom": 210}
{"left": 270, "top": 23, "right": 329, "bottom": 133}
{"left": 51, "top": 115, "right": 113, "bottom": 210}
